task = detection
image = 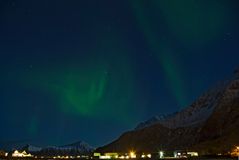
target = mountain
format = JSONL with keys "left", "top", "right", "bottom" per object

{"left": 97, "top": 68, "right": 239, "bottom": 155}
{"left": 23, "top": 141, "right": 94, "bottom": 156}
{"left": 61, "top": 141, "right": 95, "bottom": 153}
{"left": 136, "top": 81, "right": 228, "bottom": 130}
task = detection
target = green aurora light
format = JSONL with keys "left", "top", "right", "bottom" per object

{"left": 130, "top": 0, "right": 228, "bottom": 107}
{"left": 20, "top": 37, "right": 138, "bottom": 125}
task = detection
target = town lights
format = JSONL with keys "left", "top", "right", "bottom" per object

{"left": 12, "top": 150, "right": 32, "bottom": 157}
{"left": 236, "top": 146, "right": 239, "bottom": 160}
{"left": 119, "top": 155, "right": 125, "bottom": 159}
{"left": 147, "top": 154, "right": 151, "bottom": 158}
{"left": 231, "top": 146, "right": 239, "bottom": 157}
{"left": 159, "top": 151, "right": 164, "bottom": 158}
{"left": 129, "top": 151, "right": 136, "bottom": 158}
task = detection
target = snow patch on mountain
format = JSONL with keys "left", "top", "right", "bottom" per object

{"left": 135, "top": 113, "right": 176, "bottom": 130}
{"left": 37, "top": 141, "right": 94, "bottom": 156}
{"left": 61, "top": 141, "right": 95, "bottom": 152}
{"left": 160, "top": 84, "right": 225, "bottom": 128}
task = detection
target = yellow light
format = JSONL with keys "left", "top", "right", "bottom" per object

{"left": 129, "top": 151, "right": 136, "bottom": 158}
{"left": 147, "top": 154, "right": 151, "bottom": 158}
{"left": 119, "top": 155, "right": 125, "bottom": 159}
{"left": 187, "top": 152, "right": 198, "bottom": 157}
{"left": 99, "top": 155, "right": 111, "bottom": 159}
{"left": 94, "top": 153, "right": 101, "bottom": 157}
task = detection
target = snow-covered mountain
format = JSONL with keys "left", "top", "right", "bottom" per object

{"left": 30, "top": 141, "right": 94, "bottom": 156}
{"left": 161, "top": 68, "right": 239, "bottom": 129}
{"left": 135, "top": 72, "right": 237, "bottom": 129}
{"left": 61, "top": 141, "right": 94, "bottom": 152}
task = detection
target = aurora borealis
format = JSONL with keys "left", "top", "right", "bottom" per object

{"left": 0, "top": 0, "right": 239, "bottom": 147}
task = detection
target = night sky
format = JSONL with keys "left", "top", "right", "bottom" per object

{"left": 0, "top": 0, "right": 239, "bottom": 147}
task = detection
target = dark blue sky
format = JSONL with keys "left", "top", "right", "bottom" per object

{"left": 0, "top": 0, "right": 239, "bottom": 147}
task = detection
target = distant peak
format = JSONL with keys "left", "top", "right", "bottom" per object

{"left": 63, "top": 140, "right": 85, "bottom": 147}
{"left": 61, "top": 140, "right": 95, "bottom": 150}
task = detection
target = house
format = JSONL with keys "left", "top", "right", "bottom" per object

{"left": 12, "top": 150, "right": 32, "bottom": 157}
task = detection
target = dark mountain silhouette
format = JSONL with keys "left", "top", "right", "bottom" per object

{"left": 97, "top": 68, "right": 239, "bottom": 155}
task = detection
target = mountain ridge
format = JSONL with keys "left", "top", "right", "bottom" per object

{"left": 97, "top": 68, "right": 239, "bottom": 155}
{"left": 24, "top": 141, "right": 94, "bottom": 156}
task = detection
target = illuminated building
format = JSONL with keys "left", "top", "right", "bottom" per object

{"left": 98, "top": 152, "right": 119, "bottom": 159}
{"left": 187, "top": 152, "right": 198, "bottom": 157}
{"left": 105, "top": 152, "right": 119, "bottom": 159}
{"left": 12, "top": 150, "right": 32, "bottom": 157}
{"left": 129, "top": 151, "right": 136, "bottom": 158}
{"left": 231, "top": 146, "right": 239, "bottom": 157}
{"left": 159, "top": 151, "right": 164, "bottom": 158}
{"left": 174, "top": 150, "right": 187, "bottom": 158}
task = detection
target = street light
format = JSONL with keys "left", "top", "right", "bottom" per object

{"left": 147, "top": 154, "right": 151, "bottom": 158}
{"left": 129, "top": 151, "right": 136, "bottom": 158}
{"left": 159, "top": 151, "right": 164, "bottom": 159}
